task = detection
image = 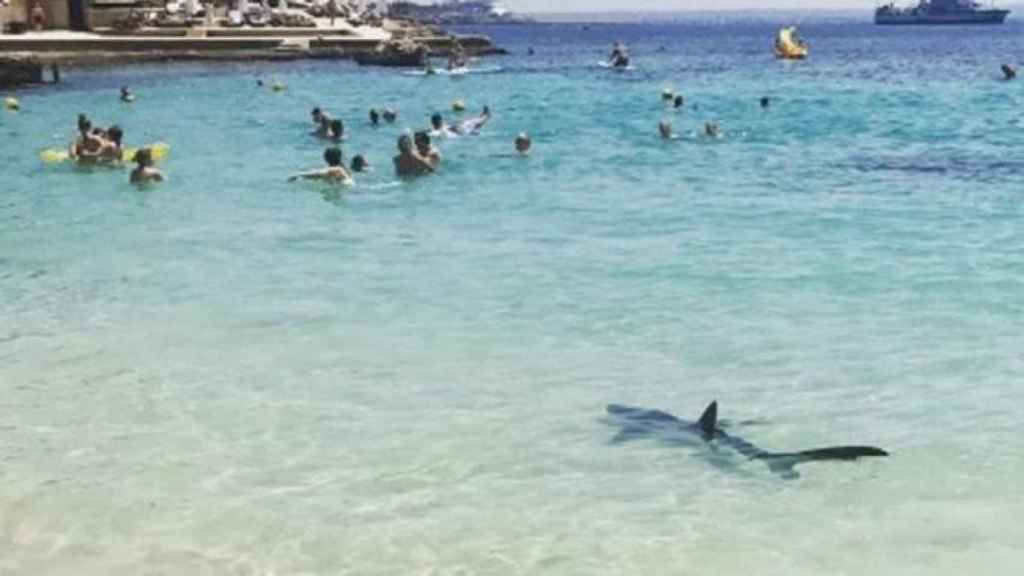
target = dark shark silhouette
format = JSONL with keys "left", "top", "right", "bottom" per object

{"left": 605, "top": 401, "right": 888, "bottom": 478}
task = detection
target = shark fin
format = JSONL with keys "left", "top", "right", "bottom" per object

{"left": 697, "top": 401, "right": 718, "bottom": 436}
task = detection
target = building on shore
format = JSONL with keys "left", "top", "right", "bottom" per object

{"left": 1, "top": 0, "right": 94, "bottom": 31}
{"left": 387, "top": 1, "right": 531, "bottom": 25}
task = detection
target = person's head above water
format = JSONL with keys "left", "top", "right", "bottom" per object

{"left": 397, "top": 133, "right": 414, "bottom": 153}
{"left": 1001, "top": 63, "right": 1017, "bottom": 80}
{"left": 760, "top": 96, "right": 771, "bottom": 109}
{"left": 382, "top": 108, "right": 398, "bottom": 122}
{"left": 77, "top": 113, "right": 90, "bottom": 133}
{"left": 673, "top": 94, "right": 684, "bottom": 108}
{"left": 329, "top": 119, "right": 344, "bottom": 139}
{"left": 662, "top": 88, "right": 674, "bottom": 101}
{"left": 515, "top": 132, "right": 531, "bottom": 154}
{"left": 323, "top": 146, "right": 343, "bottom": 167}
{"left": 351, "top": 154, "right": 369, "bottom": 172}
{"left": 659, "top": 120, "right": 673, "bottom": 139}
{"left": 705, "top": 121, "right": 720, "bottom": 137}
{"left": 431, "top": 113, "right": 444, "bottom": 130}
{"left": 369, "top": 108, "right": 379, "bottom": 125}
{"left": 414, "top": 130, "right": 432, "bottom": 153}
{"left": 312, "top": 107, "right": 324, "bottom": 122}
{"left": 106, "top": 125, "right": 123, "bottom": 146}
{"left": 135, "top": 148, "right": 153, "bottom": 167}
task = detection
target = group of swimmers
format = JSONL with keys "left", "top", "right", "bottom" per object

{"left": 656, "top": 89, "right": 771, "bottom": 141}
{"left": 69, "top": 112, "right": 164, "bottom": 184}
{"left": 294, "top": 100, "right": 525, "bottom": 184}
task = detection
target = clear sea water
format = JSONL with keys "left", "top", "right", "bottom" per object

{"left": 3, "top": 16, "right": 1024, "bottom": 574}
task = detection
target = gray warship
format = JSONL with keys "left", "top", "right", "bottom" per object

{"left": 875, "top": 0, "right": 1010, "bottom": 24}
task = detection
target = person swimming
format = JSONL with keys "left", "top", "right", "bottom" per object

{"left": 661, "top": 88, "right": 674, "bottom": 102}
{"left": 704, "top": 121, "right": 721, "bottom": 139}
{"left": 312, "top": 107, "right": 329, "bottom": 127}
{"left": 393, "top": 134, "right": 435, "bottom": 177}
{"left": 327, "top": 118, "right": 345, "bottom": 142}
{"left": 1001, "top": 63, "right": 1017, "bottom": 81}
{"left": 608, "top": 42, "right": 629, "bottom": 68}
{"left": 120, "top": 87, "right": 136, "bottom": 103}
{"left": 515, "top": 132, "right": 531, "bottom": 155}
{"left": 451, "top": 105, "right": 491, "bottom": 136}
{"left": 351, "top": 154, "right": 370, "bottom": 173}
{"left": 130, "top": 148, "right": 165, "bottom": 185}
{"left": 659, "top": 120, "right": 675, "bottom": 140}
{"left": 70, "top": 116, "right": 106, "bottom": 164}
{"left": 100, "top": 125, "right": 124, "bottom": 163}
{"left": 673, "top": 94, "right": 684, "bottom": 109}
{"left": 430, "top": 112, "right": 457, "bottom": 138}
{"left": 414, "top": 131, "right": 442, "bottom": 171}
{"left": 288, "top": 146, "right": 353, "bottom": 185}
{"left": 382, "top": 108, "right": 398, "bottom": 123}
{"left": 369, "top": 108, "right": 380, "bottom": 126}
{"left": 760, "top": 96, "right": 771, "bottom": 109}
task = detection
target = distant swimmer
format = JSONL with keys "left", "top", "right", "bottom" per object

{"left": 414, "top": 131, "right": 442, "bottom": 170}
{"left": 382, "top": 108, "right": 398, "bottom": 123}
{"left": 1001, "top": 63, "right": 1017, "bottom": 80}
{"left": 608, "top": 42, "right": 630, "bottom": 68}
{"left": 100, "top": 125, "right": 124, "bottom": 164}
{"left": 452, "top": 105, "right": 491, "bottom": 136}
{"left": 659, "top": 120, "right": 676, "bottom": 140}
{"left": 704, "top": 121, "right": 721, "bottom": 139}
{"left": 760, "top": 96, "right": 771, "bottom": 109}
{"left": 70, "top": 116, "right": 105, "bottom": 165}
{"left": 515, "top": 132, "right": 532, "bottom": 155}
{"left": 452, "top": 99, "right": 467, "bottom": 112}
{"left": 673, "top": 94, "right": 684, "bottom": 109}
{"left": 271, "top": 81, "right": 286, "bottom": 92}
{"left": 369, "top": 108, "right": 380, "bottom": 126}
{"left": 327, "top": 118, "right": 345, "bottom": 142}
{"left": 288, "top": 146, "right": 353, "bottom": 185}
{"left": 430, "top": 112, "right": 457, "bottom": 138}
{"left": 313, "top": 115, "right": 331, "bottom": 138}
{"left": 351, "top": 154, "right": 370, "bottom": 173}
{"left": 393, "top": 134, "right": 435, "bottom": 177}
{"left": 120, "top": 86, "right": 136, "bottom": 103}
{"left": 312, "top": 107, "right": 329, "bottom": 127}
{"left": 527, "top": 47, "right": 536, "bottom": 56}
{"left": 130, "top": 148, "right": 165, "bottom": 185}
{"left": 662, "top": 88, "right": 674, "bottom": 102}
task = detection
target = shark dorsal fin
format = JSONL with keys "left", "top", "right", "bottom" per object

{"left": 697, "top": 401, "right": 718, "bottom": 436}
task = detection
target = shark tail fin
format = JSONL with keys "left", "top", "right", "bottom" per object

{"left": 761, "top": 446, "right": 889, "bottom": 479}
{"left": 697, "top": 401, "right": 718, "bottom": 436}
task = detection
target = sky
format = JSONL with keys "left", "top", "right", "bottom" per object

{"left": 499, "top": 0, "right": 882, "bottom": 12}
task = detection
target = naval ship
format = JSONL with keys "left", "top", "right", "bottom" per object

{"left": 875, "top": 0, "right": 1010, "bottom": 24}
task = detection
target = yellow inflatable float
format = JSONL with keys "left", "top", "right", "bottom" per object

{"left": 775, "top": 27, "right": 808, "bottom": 60}
{"left": 40, "top": 142, "right": 171, "bottom": 164}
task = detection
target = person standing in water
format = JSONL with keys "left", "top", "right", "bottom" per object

{"left": 515, "top": 132, "right": 532, "bottom": 155}
{"left": 414, "top": 131, "right": 442, "bottom": 170}
{"left": 130, "top": 148, "right": 165, "bottom": 185}
{"left": 393, "top": 134, "right": 435, "bottom": 177}
{"left": 289, "top": 146, "right": 353, "bottom": 185}
{"left": 120, "top": 87, "right": 136, "bottom": 103}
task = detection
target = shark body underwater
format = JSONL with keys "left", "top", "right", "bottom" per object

{"left": 605, "top": 401, "right": 888, "bottom": 479}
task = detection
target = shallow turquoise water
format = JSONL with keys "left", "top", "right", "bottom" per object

{"left": 2, "top": 19, "right": 1024, "bottom": 574}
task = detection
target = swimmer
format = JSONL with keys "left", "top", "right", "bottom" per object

{"left": 382, "top": 108, "right": 398, "bottom": 123}
{"left": 760, "top": 96, "right": 771, "bottom": 109}
{"left": 120, "top": 86, "right": 136, "bottom": 103}
{"left": 430, "top": 112, "right": 457, "bottom": 138}
{"left": 393, "top": 133, "right": 435, "bottom": 177}
{"left": 673, "top": 94, "right": 684, "bottom": 109}
{"left": 312, "top": 107, "right": 328, "bottom": 126}
{"left": 414, "top": 131, "right": 442, "bottom": 170}
{"left": 527, "top": 47, "right": 536, "bottom": 56}
{"left": 452, "top": 105, "right": 491, "bottom": 136}
{"left": 100, "top": 125, "right": 124, "bottom": 163}
{"left": 351, "top": 154, "right": 370, "bottom": 173}
{"left": 1001, "top": 63, "right": 1017, "bottom": 80}
{"left": 288, "top": 146, "right": 353, "bottom": 184}
{"left": 515, "top": 132, "right": 531, "bottom": 155}
{"left": 271, "top": 81, "right": 286, "bottom": 92}
{"left": 70, "top": 116, "right": 105, "bottom": 164}
{"left": 369, "top": 108, "right": 380, "bottom": 126}
{"left": 661, "top": 88, "right": 674, "bottom": 102}
{"left": 327, "top": 118, "right": 345, "bottom": 142}
{"left": 659, "top": 120, "right": 675, "bottom": 140}
{"left": 130, "top": 148, "right": 165, "bottom": 185}
{"left": 704, "top": 121, "right": 721, "bottom": 139}
{"left": 452, "top": 99, "right": 467, "bottom": 113}
{"left": 313, "top": 115, "right": 331, "bottom": 138}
